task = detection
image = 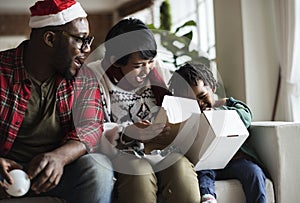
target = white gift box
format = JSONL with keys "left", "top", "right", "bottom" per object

{"left": 185, "top": 110, "right": 249, "bottom": 170}
{"left": 146, "top": 95, "right": 249, "bottom": 170}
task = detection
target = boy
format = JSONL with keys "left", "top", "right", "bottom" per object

{"left": 169, "top": 62, "right": 266, "bottom": 203}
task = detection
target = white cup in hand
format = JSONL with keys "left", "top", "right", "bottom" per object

{"left": 5, "top": 169, "right": 30, "bottom": 197}
{"left": 103, "top": 122, "right": 122, "bottom": 146}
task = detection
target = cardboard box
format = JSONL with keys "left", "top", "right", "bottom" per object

{"left": 185, "top": 110, "right": 249, "bottom": 170}
{"left": 144, "top": 95, "right": 249, "bottom": 170}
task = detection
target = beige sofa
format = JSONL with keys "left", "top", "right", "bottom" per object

{"left": 1, "top": 121, "right": 300, "bottom": 203}
{"left": 247, "top": 121, "right": 300, "bottom": 203}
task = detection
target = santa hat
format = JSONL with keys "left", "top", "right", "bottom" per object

{"left": 29, "top": 0, "right": 87, "bottom": 28}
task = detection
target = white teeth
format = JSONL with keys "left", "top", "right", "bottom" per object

{"left": 136, "top": 74, "right": 147, "bottom": 83}
{"left": 74, "top": 60, "right": 81, "bottom": 68}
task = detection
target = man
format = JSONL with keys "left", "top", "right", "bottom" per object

{"left": 0, "top": 0, "right": 113, "bottom": 202}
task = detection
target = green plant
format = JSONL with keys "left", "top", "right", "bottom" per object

{"left": 148, "top": 1, "right": 210, "bottom": 69}
{"left": 147, "top": 0, "right": 226, "bottom": 97}
{"left": 159, "top": 0, "right": 171, "bottom": 31}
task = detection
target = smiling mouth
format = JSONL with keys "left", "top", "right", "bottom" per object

{"left": 74, "top": 56, "right": 85, "bottom": 68}
{"left": 136, "top": 74, "right": 147, "bottom": 83}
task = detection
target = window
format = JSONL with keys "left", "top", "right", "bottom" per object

{"left": 130, "top": 0, "right": 216, "bottom": 60}
{"left": 128, "top": 0, "right": 224, "bottom": 96}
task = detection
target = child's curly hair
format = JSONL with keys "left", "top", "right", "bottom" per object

{"left": 169, "top": 62, "right": 217, "bottom": 96}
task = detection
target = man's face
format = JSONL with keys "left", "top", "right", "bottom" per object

{"left": 191, "top": 79, "right": 216, "bottom": 111}
{"left": 53, "top": 17, "right": 91, "bottom": 79}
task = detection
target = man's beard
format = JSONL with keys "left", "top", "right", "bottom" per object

{"left": 63, "top": 68, "right": 75, "bottom": 81}
{"left": 53, "top": 48, "right": 76, "bottom": 81}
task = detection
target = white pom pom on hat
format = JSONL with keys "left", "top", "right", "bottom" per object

{"left": 29, "top": 0, "right": 87, "bottom": 28}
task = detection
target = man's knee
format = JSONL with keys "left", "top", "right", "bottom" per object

{"left": 79, "top": 153, "right": 112, "bottom": 169}
{"left": 77, "top": 153, "right": 114, "bottom": 181}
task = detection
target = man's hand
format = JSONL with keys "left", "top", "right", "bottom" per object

{"left": 27, "top": 152, "right": 65, "bottom": 194}
{"left": 0, "top": 158, "right": 23, "bottom": 186}
{"left": 27, "top": 140, "right": 86, "bottom": 194}
{"left": 0, "top": 158, "right": 23, "bottom": 198}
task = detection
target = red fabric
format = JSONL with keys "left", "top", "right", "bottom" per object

{"left": 30, "top": 0, "right": 77, "bottom": 16}
{"left": 0, "top": 41, "right": 104, "bottom": 155}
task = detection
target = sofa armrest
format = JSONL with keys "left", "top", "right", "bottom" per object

{"left": 248, "top": 122, "right": 300, "bottom": 203}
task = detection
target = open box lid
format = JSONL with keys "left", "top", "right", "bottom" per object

{"left": 154, "top": 95, "right": 201, "bottom": 124}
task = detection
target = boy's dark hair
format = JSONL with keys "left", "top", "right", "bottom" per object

{"left": 169, "top": 62, "right": 217, "bottom": 95}
{"left": 104, "top": 18, "right": 157, "bottom": 66}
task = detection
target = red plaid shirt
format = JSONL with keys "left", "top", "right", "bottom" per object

{"left": 0, "top": 41, "right": 104, "bottom": 155}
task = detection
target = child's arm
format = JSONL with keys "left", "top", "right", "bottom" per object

{"left": 215, "top": 97, "right": 252, "bottom": 128}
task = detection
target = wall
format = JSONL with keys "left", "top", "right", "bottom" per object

{"left": 241, "top": 0, "right": 279, "bottom": 121}
{"left": 0, "top": 0, "right": 153, "bottom": 52}
{"left": 214, "top": 0, "right": 279, "bottom": 121}
{"left": 0, "top": 13, "right": 114, "bottom": 51}
{"left": 214, "top": 0, "right": 246, "bottom": 101}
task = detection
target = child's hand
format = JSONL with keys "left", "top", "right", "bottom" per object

{"left": 214, "top": 98, "right": 228, "bottom": 107}
{"left": 103, "top": 126, "right": 120, "bottom": 146}
{"left": 147, "top": 125, "right": 171, "bottom": 145}
{"left": 124, "top": 121, "right": 166, "bottom": 143}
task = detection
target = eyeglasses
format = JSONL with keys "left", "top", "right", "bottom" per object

{"left": 61, "top": 31, "right": 94, "bottom": 51}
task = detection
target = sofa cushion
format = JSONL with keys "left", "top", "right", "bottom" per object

{"left": 215, "top": 178, "right": 275, "bottom": 203}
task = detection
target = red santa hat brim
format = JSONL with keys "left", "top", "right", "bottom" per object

{"left": 29, "top": 2, "right": 87, "bottom": 28}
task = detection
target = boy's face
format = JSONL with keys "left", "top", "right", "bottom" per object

{"left": 191, "top": 79, "right": 216, "bottom": 111}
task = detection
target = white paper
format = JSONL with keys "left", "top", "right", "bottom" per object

{"left": 160, "top": 95, "right": 200, "bottom": 124}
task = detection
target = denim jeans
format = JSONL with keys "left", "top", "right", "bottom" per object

{"left": 197, "top": 158, "right": 266, "bottom": 203}
{"left": 45, "top": 153, "right": 114, "bottom": 203}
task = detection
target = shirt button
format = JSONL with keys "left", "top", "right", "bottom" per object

{"left": 15, "top": 121, "right": 20, "bottom": 125}
{"left": 24, "top": 79, "right": 32, "bottom": 86}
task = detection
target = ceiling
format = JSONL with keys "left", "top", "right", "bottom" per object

{"left": 0, "top": 0, "right": 131, "bottom": 14}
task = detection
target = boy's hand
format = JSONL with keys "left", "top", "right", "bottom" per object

{"left": 214, "top": 98, "right": 228, "bottom": 107}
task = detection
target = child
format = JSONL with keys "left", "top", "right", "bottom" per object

{"left": 169, "top": 62, "right": 267, "bottom": 203}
